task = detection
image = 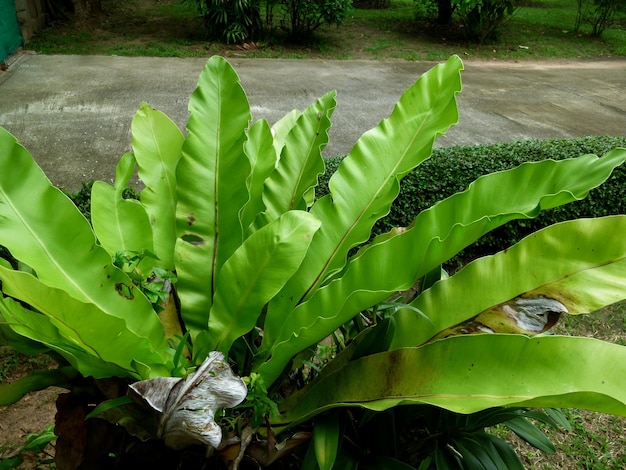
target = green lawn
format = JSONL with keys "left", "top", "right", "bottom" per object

{"left": 25, "top": 0, "right": 626, "bottom": 60}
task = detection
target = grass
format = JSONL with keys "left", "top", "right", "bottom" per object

{"left": 0, "top": 349, "right": 20, "bottom": 381}
{"left": 491, "top": 300, "right": 626, "bottom": 469}
{"left": 25, "top": 0, "right": 626, "bottom": 60}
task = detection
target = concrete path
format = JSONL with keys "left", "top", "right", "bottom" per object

{"left": 1, "top": 52, "right": 625, "bottom": 190}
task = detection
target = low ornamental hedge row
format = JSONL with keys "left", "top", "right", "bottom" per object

{"left": 1, "top": 136, "right": 624, "bottom": 271}
{"left": 318, "top": 136, "right": 626, "bottom": 269}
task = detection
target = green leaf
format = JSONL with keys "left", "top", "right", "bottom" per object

{"left": 273, "top": 335, "right": 626, "bottom": 428}
{"left": 0, "top": 269, "right": 172, "bottom": 377}
{"left": 260, "top": 152, "right": 626, "bottom": 383}
{"left": 0, "top": 128, "right": 163, "bottom": 343}
{"left": 0, "top": 367, "right": 75, "bottom": 406}
{"left": 240, "top": 119, "right": 277, "bottom": 233}
{"left": 271, "top": 109, "right": 301, "bottom": 158}
{"left": 504, "top": 417, "right": 555, "bottom": 453}
{"left": 482, "top": 434, "right": 524, "bottom": 470}
{"left": 263, "top": 91, "right": 336, "bottom": 219}
{"left": 449, "top": 437, "right": 487, "bottom": 470}
{"left": 197, "top": 211, "right": 321, "bottom": 357}
{"left": 1, "top": 295, "right": 132, "bottom": 378}
{"left": 393, "top": 215, "right": 626, "bottom": 349}
{"left": 0, "top": 456, "right": 23, "bottom": 469}
{"left": 22, "top": 425, "right": 56, "bottom": 452}
{"left": 91, "top": 153, "right": 154, "bottom": 265}
{"left": 362, "top": 456, "right": 417, "bottom": 470}
{"left": 434, "top": 443, "right": 461, "bottom": 469}
{"left": 86, "top": 396, "right": 134, "bottom": 419}
{"left": 468, "top": 433, "right": 510, "bottom": 470}
{"left": 544, "top": 408, "right": 572, "bottom": 431}
{"left": 0, "top": 309, "right": 50, "bottom": 355}
{"left": 132, "top": 102, "right": 184, "bottom": 270}
{"left": 259, "top": 55, "right": 463, "bottom": 377}
{"left": 350, "top": 317, "right": 396, "bottom": 361}
{"left": 175, "top": 56, "right": 252, "bottom": 346}
{"left": 313, "top": 412, "right": 340, "bottom": 470}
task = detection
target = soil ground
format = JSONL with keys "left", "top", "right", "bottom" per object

{"left": 0, "top": 350, "right": 57, "bottom": 468}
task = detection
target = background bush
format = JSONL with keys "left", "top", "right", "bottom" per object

{"left": 319, "top": 136, "right": 626, "bottom": 269}
{"left": 454, "top": 0, "right": 517, "bottom": 43}
{"left": 575, "top": 0, "right": 626, "bottom": 37}
{"left": 1, "top": 137, "right": 623, "bottom": 272}
{"left": 276, "top": 0, "right": 352, "bottom": 39}
{"left": 187, "top": 0, "right": 264, "bottom": 43}
{"left": 186, "top": 0, "right": 351, "bottom": 42}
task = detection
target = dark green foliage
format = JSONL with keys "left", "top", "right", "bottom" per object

{"left": 186, "top": 0, "right": 263, "bottom": 43}
{"left": 313, "top": 406, "right": 568, "bottom": 469}
{"left": 575, "top": 0, "right": 626, "bottom": 37}
{"left": 2, "top": 137, "right": 624, "bottom": 273}
{"left": 453, "top": 0, "right": 516, "bottom": 43}
{"left": 319, "top": 136, "right": 626, "bottom": 269}
{"left": 186, "top": 0, "right": 350, "bottom": 43}
{"left": 277, "top": 0, "right": 352, "bottom": 38}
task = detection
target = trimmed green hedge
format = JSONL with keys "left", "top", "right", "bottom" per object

{"left": 1, "top": 136, "right": 624, "bottom": 271}
{"left": 318, "top": 136, "right": 626, "bottom": 269}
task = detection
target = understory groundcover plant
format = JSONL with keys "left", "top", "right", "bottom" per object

{"left": 1, "top": 55, "right": 626, "bottom": 469}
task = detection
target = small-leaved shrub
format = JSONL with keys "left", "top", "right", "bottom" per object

{"left": 575, "top": 0, "right": 626, "bottom": 37}
{"left": 320, "top": 136, "right": 626, "bottom": 267}
{"left": 270, "top": 0, "right": 352, "bottom": 40}
{"left": 4, "top": 137, "right": 621, "bottom": 272}
{"left": 454, "top": 0, "right": 517, "bottom": 43}
{"left": 187, "top": 0, "right": 351, "bottom": 42}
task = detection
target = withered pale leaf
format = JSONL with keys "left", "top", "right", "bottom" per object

{"left": 129, "top": 351, "right": 247, "bottom": 449}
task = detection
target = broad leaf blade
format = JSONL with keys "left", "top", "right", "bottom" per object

{"left": 504, "top": 417, "right": 555, "bottom": 453}
{"left": 0, "top": 367, "right": 75, "bottom": 406}
{"left": 91, "top": 153, "right": 154, "bottom": 260}
{"left": 199, "top": 211, "right": 321, "bottom": 357}
{"left": 261, "top": 152, "right": 626, "bottom": 383}
{"left": 262, "top": 55, "right": 463, "bottom": 353}
{"left": 274, "top": 335, "right": 626, "bottom": 428}
{"left": 483, "top": 435, "right": 525, "bottom": 470}
{"left": 175, "top": 56, "right": 252, "bottom": 344}
{"left": 0, "top": 128, "right": 160, "bottom": 338}
{"left": 392, "top": 215, "right": 626, "bottom": 349}
{"left": 0, "top": 266, "right": 171, "bottom": 377}
{"left": 133, "top": 103, "right": 184, "bottom": 270}
{"left": 313, "top": 412, "right": 340, "bottom": 470}
{"left": 0, "top": 294, "right": 133, "bottom": 379}
{"left": 272, "top": 109, "right": 301, "bottom": 158}
{"left": 263, "top": 91, "right": 336, "bottom": 219}
{"left": 240, "top": 119, "right": 277, "bottom": 234}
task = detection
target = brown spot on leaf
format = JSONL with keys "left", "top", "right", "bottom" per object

{"left": 115, "top": 283, "right": 134, "bottom": 300}
{"left": 181, "top": 234, "right": 205, "bottom": 246}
